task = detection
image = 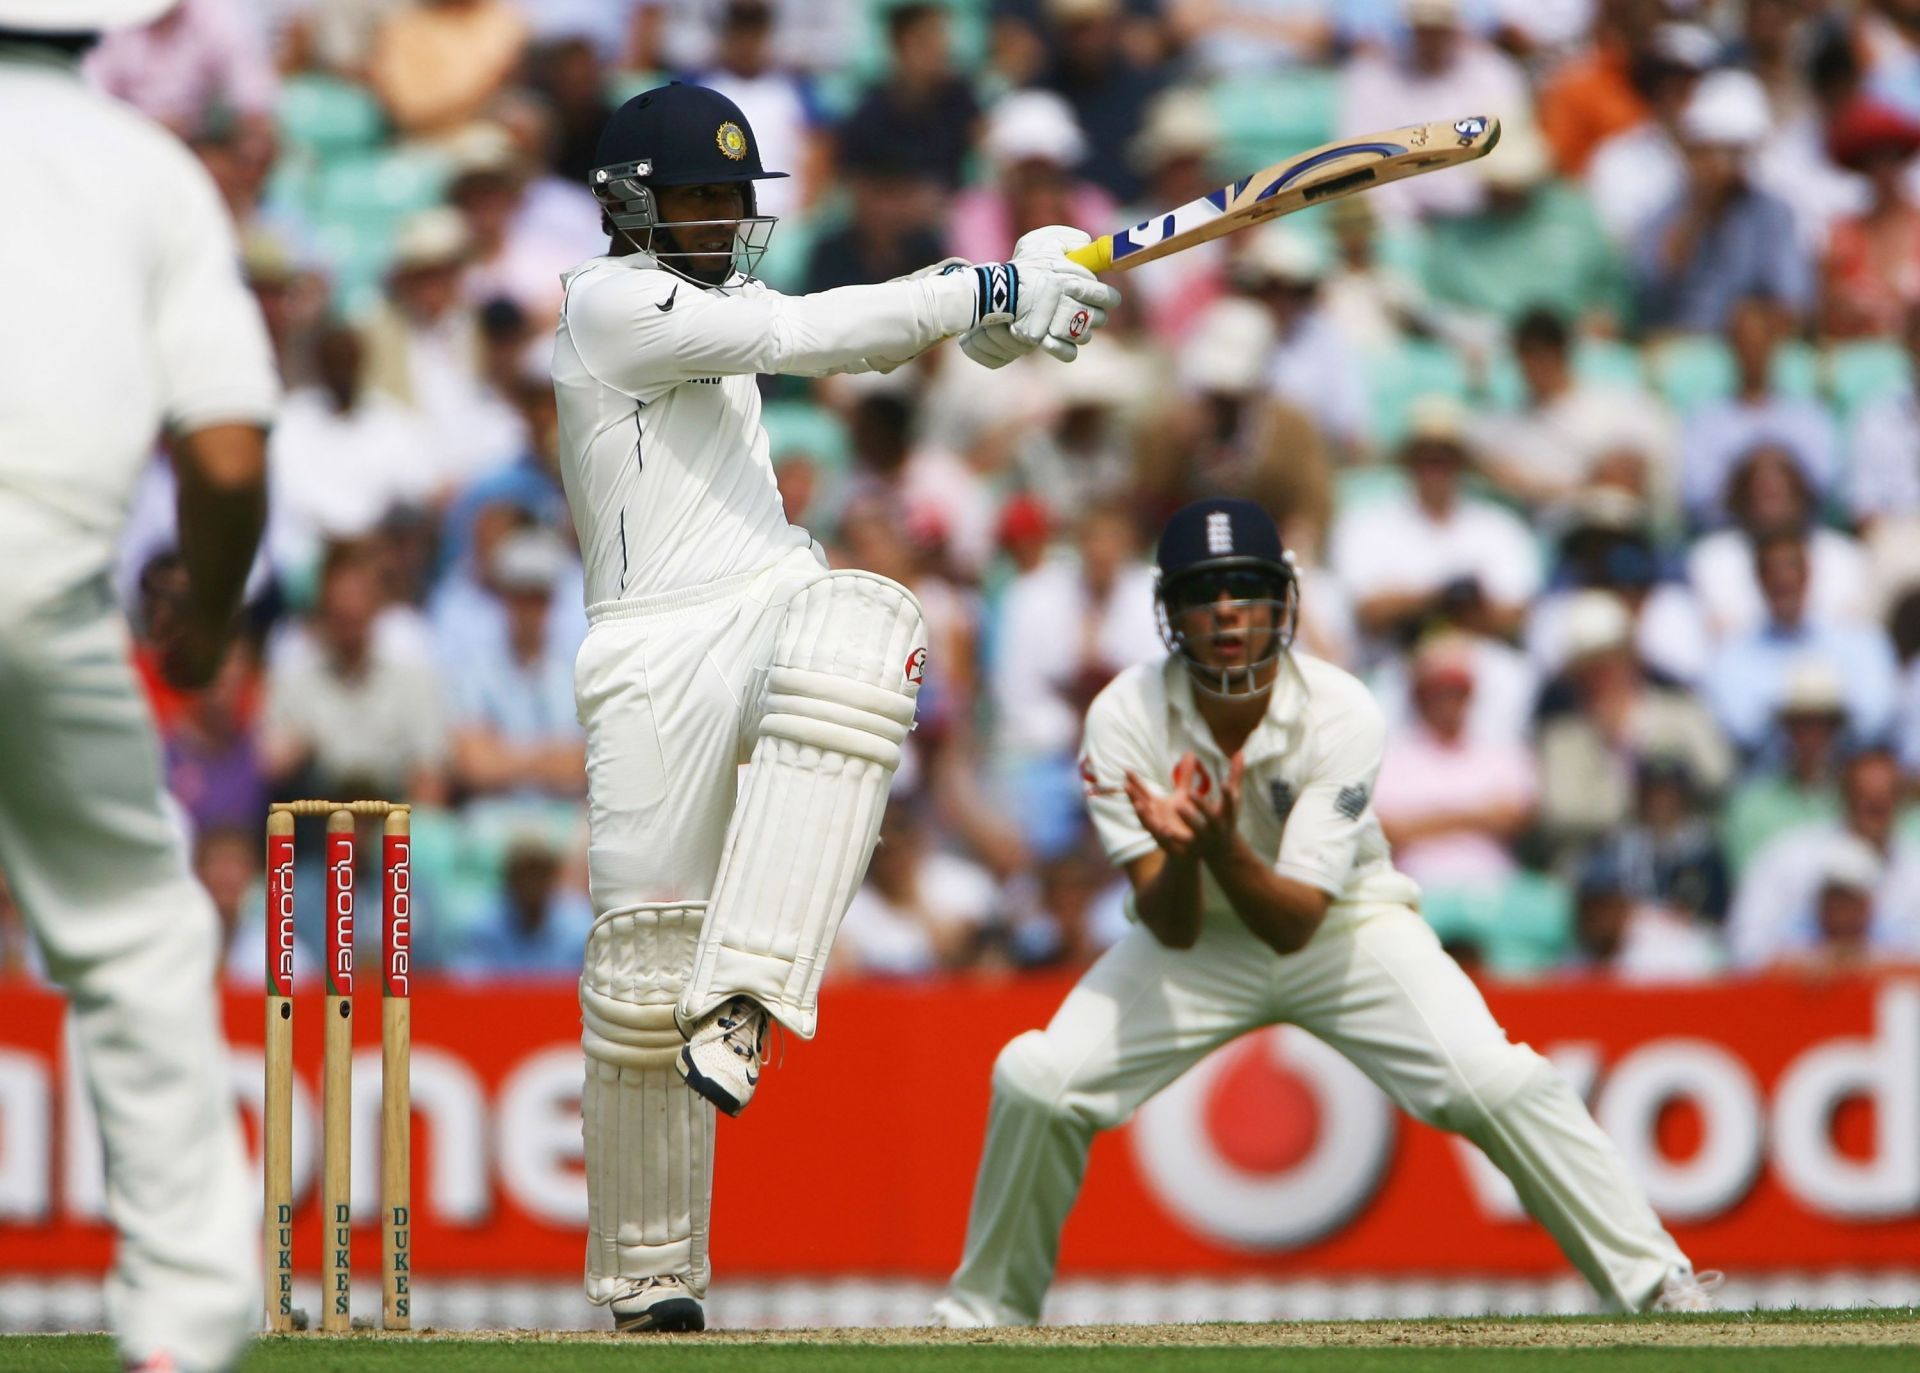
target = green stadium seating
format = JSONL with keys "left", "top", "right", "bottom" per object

{"left": 1419, "top": 872, "right": 1573, "bottom": 975}
{"left": 1210, "top": 68, "right": 1338, "bottom": 174}
{"left": 1366, "top": 337, "right": 1469, "bottom": 450}
{"left": 1824, "top": 338, "right": 1911, "bottom": 417}
{"left": 277, "top": 75, "right": 386, "bottom": 158}
{"left": 762, "top": 399, "right": 851, "bottom": 473}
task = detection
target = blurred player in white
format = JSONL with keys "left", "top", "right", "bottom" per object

{"left": 934, "top": 498, "right": 1720, "bottom": 1325}
{"left": 0, "top": 4, "right": 278, "bottom": 1370}
{"left": 552, "top": 82, "right": 1118, "bottom": 1331}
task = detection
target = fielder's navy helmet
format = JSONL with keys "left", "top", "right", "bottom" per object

{"left": 1155, "top": 498, "right": 1299, "bottom": 695}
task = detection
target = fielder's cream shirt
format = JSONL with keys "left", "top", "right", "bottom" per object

{"left": 1079, "top": 652, "right": 1423, "bottom": 926}
{"left": 0, "top": 41, "right": 277, "bottom": 589}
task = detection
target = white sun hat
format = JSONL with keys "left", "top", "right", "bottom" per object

{"left": 0, "top": 1, "right": 175, "bottom": 31}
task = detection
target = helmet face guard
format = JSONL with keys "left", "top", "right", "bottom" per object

{"left": 1156, "top": 560, "right": 1300, "bottom": 698}
{"left": 590, "top": 158, "right": 777, "bottom": 281}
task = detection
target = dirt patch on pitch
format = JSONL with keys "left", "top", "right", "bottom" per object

{"left": 361, "top": 1315, "right": 1920, "bottom": 1348}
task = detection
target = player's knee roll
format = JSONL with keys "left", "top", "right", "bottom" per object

{"left": 1421, "top": 1042, "right": 1556, "bottom": 1133}
{"left": 992, "top": 1032, "right": 1110, "bottom": 1127}
{"left": 581, "top": 903, "right": 704, "bottom": 1068}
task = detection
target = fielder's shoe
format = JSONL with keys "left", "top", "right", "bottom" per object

{"left": 1650, "top": 1267, "right": 1724, "bottom": 1312}
{"left": 612, "top": 1276, "right": 705, "bottom": 1333}
{"left": 677, "top": 995, "right": 769, "bottom": 1116}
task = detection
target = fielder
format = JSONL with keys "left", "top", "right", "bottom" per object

{"left": 0, "top": 4, "right": 279, "bottom": 1370}
{"left": 552, "top": 82, "right": 1119, "bottom": 1331}
{"left": 933, "top": 498, "right": 1719, "bottom": 1325}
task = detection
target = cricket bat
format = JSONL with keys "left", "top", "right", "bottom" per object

{"left": 1067, "top": 116, "right": 1501, "bottom": 274}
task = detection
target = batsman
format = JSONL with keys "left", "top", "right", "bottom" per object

{"left": 934, "top": 499, "right": 1719, "bottom": 1325}
{"left": 552, "top": 82, "right": 1119, "bottom": 1332}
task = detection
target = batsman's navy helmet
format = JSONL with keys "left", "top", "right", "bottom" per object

{"left": 1155, "top": 498, "right": 1299, "bottom": 695}
{"left": 590, "top": 83, "right": 788, "bottom": 278}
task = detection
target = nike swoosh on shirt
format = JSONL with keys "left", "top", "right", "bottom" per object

{"left": 655, "top": 285, "right": 678, "bottom": 312}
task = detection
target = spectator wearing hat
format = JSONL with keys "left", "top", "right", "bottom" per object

{"left": 362, "top": 207, "right": 525, "bottom": 492}
{"left": 1134, "top": 297, "right": 1334, "bottom": 558}
{"left": 1319, "top": 195, "right": 1428, "bottom": 356}
{"left": 1585, "top": 22, "right": 1719, "bottom": 244}
{"left": 1329, "top": 395, "right": 1542, "bottom": 647}
{"left": 1566, "top": 850, "right": 1721, "bottom": 983}
{"left": 1729, "top": 745, "right": 1920, "bottom": 967}
{"left": 1704, "top": 529, "right": 1896, "bottom": 752}
{"left": 1527, "top": 488, "right": 1710, "bottom": 687}
{"left": 1035, "top": 0, "right": 1164, "bottom": 204}
{"left": 1705, "top": 530, "right": 1900, "bottom": 753}
{"left": 949, "top": 89, "right": 1117, "bottom": 264}
{"left": 1687, "top": 443, "right": 1869, "bottom": 642}
{"left": 1536, "top": 591, "right": 1732, "bottom": 861}
{"left": 1118, "top": 86, "right": 1229, "bottom": 341}
{"left": 1679, "top": 297, "right": 1839, "bottom": 526}
{"left": 453, "top": 832, "right": 595, "bottom": 976}
{"left": 368, "top": 0, "right": 528, "bottom": 141}
{"left": 686, "top": 0, "right": 824, "bottom": 219}
{"left": 1633, "top": 68, "right": 1814, "bottom": 333}
{"left": 1334, "top": 0, "right": 1526, "bottom": 219}
{"left": 1011, "top": 350, "right": 1144, "bottom": 519}
{"left": 266, "top": 319, "right": 434, "bottom": 587}
{"left": 1820, "top": 99, "right": 1920, "bottom": 337}
{"left": 449, "top": 527, "right": 588, "bottom": 803}
{"left": 447, "top": 115, "right": 605, "bottom": 325}
{"left": 1420, "top": 121, "right": 1630, "bottom": 336}
{"left": 1470, "top": 308, "right": 1673, "bottom": 512}
{"left": 1372, "top": 634, "right": 1538, "bottom": 895}
{"left": 1237, "top": 226, "right": 1368, "bottom": 456}
{"left": 1722, "top": 663, "right": 1849, "bottom": 875}
{"left": 839, "top": 3, "right": 981, "bottom": 192}
{"left": 1591, "top": 754, "right": 1731, "bottom": 924}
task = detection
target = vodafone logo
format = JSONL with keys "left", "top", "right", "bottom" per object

{"left": 1131, "top": 1027, "right": 1395, "bottom": 1248}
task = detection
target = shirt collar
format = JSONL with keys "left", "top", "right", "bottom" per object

{"left": 1162, "top": 650, "right": 1311, "bottom": 766}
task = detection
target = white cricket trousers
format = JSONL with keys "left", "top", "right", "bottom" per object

{"left": 938, "top": 903, "right": 1690, "bottom": 1325}
{"left": 573, "top": 543, "right": 827, "bottom": 1305}
{"left": 0, "top": 502, "right": 256, "bottom": 1372}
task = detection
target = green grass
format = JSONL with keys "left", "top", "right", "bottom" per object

{"left": 7, "top": 1313, "right": 1917, "bottom": 1373}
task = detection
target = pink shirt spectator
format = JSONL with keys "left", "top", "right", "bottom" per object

{"left": 1373, "top": 724, "right": 1538, "bottom": 890}
{"left": 947, "top": 182, "right": 1119, "bottom": 268}
{"left": 86, "top": 0, "right": 277, "bottom": 132}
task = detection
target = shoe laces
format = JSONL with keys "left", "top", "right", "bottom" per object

{"left": 716, "top": 997, "right": 769, "bottom": 1063}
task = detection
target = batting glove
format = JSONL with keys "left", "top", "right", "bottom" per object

{"left": 953, "top": 226, "right": 1121, "bottom": 367}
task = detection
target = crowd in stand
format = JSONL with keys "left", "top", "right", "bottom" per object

{"left": 6, "top": 0, "right": 1920, "bottom": 985}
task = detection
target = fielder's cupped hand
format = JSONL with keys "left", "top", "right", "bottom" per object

{"left": 960, "top": 225, "right": 1121, "bottom": 368}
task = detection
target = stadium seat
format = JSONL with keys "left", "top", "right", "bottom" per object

{"left": 1366, "top": 337, "right": 1469, "bottom": 450}
{"left": 1825, "top": 339, "right": 1911, "bottom": 417}
{"left": 762, "top": 400, "right": 851, "bottom": 475}
{"left": 1419, "top": 872, "right": 1573, "bottom": 975}
{"left": 1211, "top": 68, "right": 1338, "bottom": 174}
{"left": 1645, "top": 335, "right": 1734, "bottom": 412}
{"left": 276, "top": 75, "right": 386, "bottom": 158}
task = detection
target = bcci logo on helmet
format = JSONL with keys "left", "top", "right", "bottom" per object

{"left": 717, "top": 121, "right": 748, "bottom": 161}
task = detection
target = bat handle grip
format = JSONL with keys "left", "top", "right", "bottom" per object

{"left": 1066, "top": 237, "right": 1113, "bottom": 273}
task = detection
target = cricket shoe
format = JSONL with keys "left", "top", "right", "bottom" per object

{"left": 612, "top": 1276, "right": 705, "bottom": 1332}
{"left": 1650, "top": 1267, "right": 1724, "bottom": 1312}
{"left": 677, "top": 995, "right": 769, "bottom": 1116}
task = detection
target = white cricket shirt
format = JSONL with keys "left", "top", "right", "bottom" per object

{"left": 550, "top": 250, "right": 981, "bottom": 604}
{"left": 0, "top": 45, "right": 277, "bottom": 575}
{"left": 1078, "top": 652, "right": 1421, "bottom": 923}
